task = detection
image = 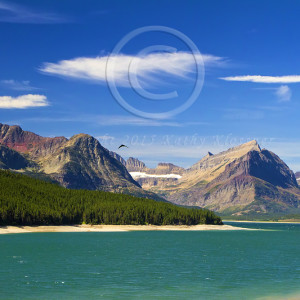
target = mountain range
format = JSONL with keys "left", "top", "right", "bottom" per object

{"left": 0, "top": 123, "right": 160, "bottom": 200}
{"left": 1, "top": 123, "right": 300, "bottom": 218}
{"left": 110, "top": 155, "right": 185, "bottom": 189}
{"left": 123, "top": 141, "right": 300, "bottom": 217}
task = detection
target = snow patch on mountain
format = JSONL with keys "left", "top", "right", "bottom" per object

{"left": 130, "top": 172, "right": 182, "bottom": 179}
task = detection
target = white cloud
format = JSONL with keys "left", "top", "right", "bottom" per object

{"left": 0, "top": 1, "right": 69, "bottom": 24}
{"left": 220, "top": 75, "right": 300, "bottom": 83}
{"left": 275, "top": 85, "right": 291, "bottom": 102}
{"left": 0, "top": 80, "right": 38, "bottom": 91}
{"left": 40, "top": 52, "right": 226, "bottom": 87}
{"left": 0, "top": 94, "right": 49, "bottom": 109}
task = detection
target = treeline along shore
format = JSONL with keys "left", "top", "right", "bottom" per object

{"left": 0, "top": 170, "right": 222, "bottom": 226}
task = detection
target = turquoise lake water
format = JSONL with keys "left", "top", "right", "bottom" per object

{"left": 0, "top": 222, "right": 300, "bottom": 299}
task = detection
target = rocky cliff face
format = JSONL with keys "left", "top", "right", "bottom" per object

{"left": 0, "top": 124, "right": 163, "bottom": 200}
{"left": 126, "top": 157, "right": 146, "bottom": 172}
{"left": 109, "top": 151, "right": 126, "bottom": 166}
{"left": 146, "top": 163, "right": 185, "bottom": 175}
{"left": 145, "top": 141, "right": 300, "bottom": 216}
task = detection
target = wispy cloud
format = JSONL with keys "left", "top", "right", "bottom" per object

{"left": 96, "top": 135, "right": 115, "bottom": 141}
{"left": 92, "top": 115, "right": 209, "bottom": 127}
{"left": 220, "top": 75, "right": 300, "bottom": 83}
{"left": 94, "top": 115, "right": 183, "bottom": 127}
{"left": 275, "top": 85, "right": 291, "bottom": 102}
{"left": 10, "top": 114, "right": 209, "bottom": 127}
{"left": 40, "top": 52, "right": 226, "bottom": 87}
{"left": 7, "top": 115, "right": 181, "bottom": 127}
{"left": 223, "top": 108, "right": 264, "bottom": 120}
{"left": 0, "top": 1, "right": 70, "bottom": 24}
{"left": 0, "top": 80, "right": 39, "bottom": 91}
{"left": 0, "top": 94, "right": 49, "bottom": 109}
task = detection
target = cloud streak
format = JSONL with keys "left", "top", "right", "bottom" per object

{"left": 40, "top": 52, "right": 226, "bottom": 87}
{"left": 220, "top": 75, "right": 300, "bottom": 83}
{"left": 0, "top": 1, "right": 70, "bottom": 24}
{"left": 95, "top": 115, "right": 183, "bottom": 127}
{"left": 0, "top": 94, "right": 49, "bottom": 109}
{"left": 97, "top": 135, "right": 115, "bottom": 141}
{"left": 223, "top": 108, "right": 264, "bottom": 121}
{"left": 9, "top": 114, "right": 209, "bottom": 127}
{"left": 0, "top": 80, "right": 39, "bottom": 91}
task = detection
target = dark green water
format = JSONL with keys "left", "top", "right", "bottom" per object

{"left": 0, "top": 222, "right": 300, "bottom": 299}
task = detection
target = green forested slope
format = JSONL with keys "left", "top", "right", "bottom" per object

{"left": 0, "top": 170, "right": 222, "bottom": 226}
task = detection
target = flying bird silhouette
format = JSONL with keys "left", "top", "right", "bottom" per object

{"left": 118, "top": 144, "right": 128, "bottom": 149}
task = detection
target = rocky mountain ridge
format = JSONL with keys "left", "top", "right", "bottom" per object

{"left": 136, "top": 140, "right": 300, "bottom": 216}
{"left": 0, "top": 123, "right": 161, "bottom": 200}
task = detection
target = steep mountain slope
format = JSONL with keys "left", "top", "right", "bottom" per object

{"left": 109, "top": 151, "right": 126, "bottom": 166}
{"left": 146, "top": 141, "right": 300, "bottom": 216}
{"left": 0, "top": 145, "right": 31, "bottom": 170}
{"left": 39, "top": 134, "right": 140, "bottom": 191}
{"left": 0, "top": 123, "right": 161, "bottom": 200}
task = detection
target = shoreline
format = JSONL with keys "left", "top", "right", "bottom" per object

{"left": 223, "top": 220, "right": 300, "bottom": 224}
{"left": 0, "top": 224, "right": 252, "bottom": 234}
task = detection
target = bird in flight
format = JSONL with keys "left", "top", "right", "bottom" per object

{"left": 118, "top": 144, "right": 128, "bottom": 149}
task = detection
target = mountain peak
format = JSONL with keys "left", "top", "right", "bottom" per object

{"left": 66, "top": 133, "right": 105, "bottom": 153}
{"left": 202, "top": 152, "right": 214, "bottom": 160}
{"left": 188, "top": 140, "right": 261, "bottom": 174}
{"left": 70, "top": 133, "right": 93, "bottom": 140}
{"left": 241, "top": 140, "right": 261, "bottom": 151}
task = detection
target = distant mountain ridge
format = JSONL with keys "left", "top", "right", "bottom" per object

{"left": 108, "top": 154, "right": 185, "bottom": 189}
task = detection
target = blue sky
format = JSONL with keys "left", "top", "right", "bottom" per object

{"left": 1, "top": 0, "right": 300, "bottom": 170}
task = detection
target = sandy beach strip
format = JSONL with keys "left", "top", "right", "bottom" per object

{"left": 0, "top": 224, "right": 254, "bottom": 234}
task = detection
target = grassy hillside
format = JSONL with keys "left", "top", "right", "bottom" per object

{"left": 0, "top": 170, "right": 222, "bottom": 226}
